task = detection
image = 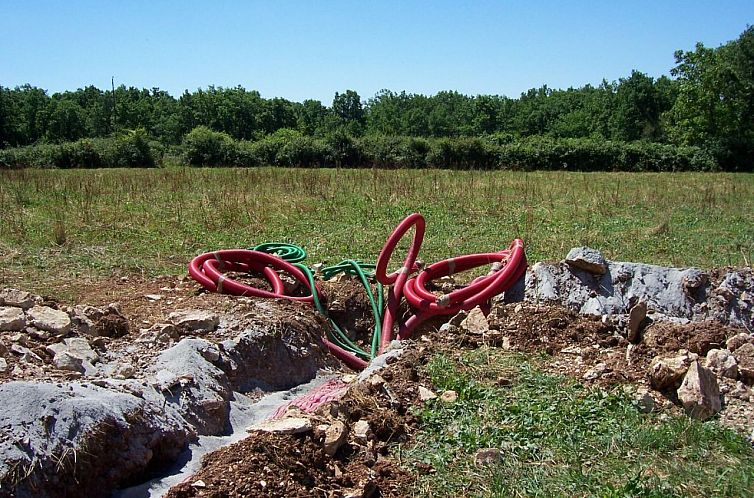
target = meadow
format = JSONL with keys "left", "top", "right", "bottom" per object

{"left": 1, "top": 167, "right": 752, "bottom": 297}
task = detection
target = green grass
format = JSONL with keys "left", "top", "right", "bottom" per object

{"left": 405, "top": 348, "right": 754, "bottom": 497}
{"left": 0, "top": 167, "right": 752, "bottom": 297}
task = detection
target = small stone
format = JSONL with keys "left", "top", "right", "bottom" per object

{"left": 440, "top": 390, "right": 458, "bottom": 403}
{"left": 627, "top": 302, "right": 647, "bottom": 343}
{"left": 677, "top": 361, "right": 721, "bottom": 421}
{"left": 460, "top": 306, "right": 489, "bottom": 335}
{"left": 514, "top": 303, "right": 523, "bottom": 313}
{"left": 583, "top": 362, "right": 609, "bottom": 381}
{"left": 727, "top": 333, "right": 752, "bottom": 352}
{"left": 0, "top": 289, "right": 35, "bottom": 309}
{"left": 323, "top": 420, "right": 348, "bottom": 456}
{"left": 367, "top": 374, "right": 386, "bottom": 388}
{"left": 191, "top": 480, "right": 206, "bottom": 488}
{"left": 352, "top": 420, "right": 370, "bottom": 444}
{"left": 474, "top": 448, "right": 502, "bottom": 466}
{"left": 27, "top": 306, "right": 71, "bottom": 334}
{"left": 0, "top": 357, "right": 7, "bottom": 373}
{"left": 168, "top": 310, "right": 219, "bottom": 333}
{"left": 565, "top": 247, "right": 608, "bottom": 275}
{"left": 250, "top": 417, "right": 313, "bottom": 435}
{"left": 53, "top": 352, "right": 85, "bottom": 373}
{"left": 734, "top": 343, "right": 754, "bottom": 384}
{"left": 145, "top": 294, "right": 163, "bottom": 301}
{"left": 0, "top": 307, "right": 26, "bottom": 332}
{"left": 633, "top": 388, "right": 655, "bottom": 413}
{"left": 47, "top": 337, "right": 98, "bottom": 363}
{"left": 418, "top": 386, "right": 437, "bottom": 401}
{"left": 649, "top": 354, "right": 692, "bottom": 390}
{"left": 705, "top": 349, "right": 738, "bottom": 379}
{"left": 114, "top": 362, "right": 135, "bottom": 379}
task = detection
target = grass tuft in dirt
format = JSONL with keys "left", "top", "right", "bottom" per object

{"left": 405, "top": 347, "right": 754, "bottom": 497}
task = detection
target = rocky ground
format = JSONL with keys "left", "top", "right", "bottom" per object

{"left": 0, "top": 247, "right": 752, "bottom": 497}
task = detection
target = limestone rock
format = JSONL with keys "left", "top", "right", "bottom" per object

{"left": 168, "top": 310, "right": 219, "bottom": 333}
{"left": 323, "top": 420, "right": 348, "bottom": 456}
{"left": 734, "top": 343, "right": 754, "bottom": 384}
{"left": 705, "top": 349, "right": 738, "bottom": 379}
{"left": 565, "top": 247, "right": 608, "bottom": 275}
{"left": 0, "top": 357, "right": 7, "bottom": 373}
{"left": 47, "top": 337, "right": 98, "bottom": 364}
{"left": 27, "top": 305, "right": 71, "bottom": 334}
{"left": 0, "top": 288, "right": 35, "bottom": 309}
{"left": 440, "top": 390, "right": 458, "bottom": 403}
{"left": 53, "top": 352, "right": 85, "bottom": 373}
{"left": 418, "top": 386, "right": 437, "bottom": 401}
{"left": 726, "top": 333, "right": 753, "bottom": 352}
{"left": 649, "top": 354, "right": 692, "bottom": 390}
{"left": 352, "top": 419, "right": 371, "bottom": 444}
{"left": 251, "top": 417, "right": 313, "bottom": 435}
{"left": 460, "top": 306, "right": 489, "bottom": 335}
{"left": 474, "top": 448, "right": 502, "bottom": 466}
{"left": 627, "top": 301, "right": 647, "bottom": 343}
{"left": 677, "top": 361, "right": 721, "bottom": 421}
{"left": 583, "top": 362, "right": 609, "bottom": 381}
{"left": 0, "top": 306, "right": 26, "bottom": 332}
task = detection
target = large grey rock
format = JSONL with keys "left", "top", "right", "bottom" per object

{"left": 27, "top": 305, "right": 71, "bottom": 334}
{"left": 677, "top": 361, "right": 721, "bottom": 421}
{"left": 0, "top": 381, "right": 191, "bottom": 498}
{"left": 565, "top": 247, "right": 608, "bottom": 275}
{"left": 168, "top": 310, "right": 219, "bottom": 333}
{"left": 523, "top": 250, "right": 754, "bottom": 328}
{"left": 0, "top": 289, "right": 35, "bottom": 309}
{"left": 0, "top": 306, "right": 26, "bottom": 331}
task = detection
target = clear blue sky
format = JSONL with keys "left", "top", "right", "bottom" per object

{"left": 3, "top": 1, "right": 752, "bottom": 104}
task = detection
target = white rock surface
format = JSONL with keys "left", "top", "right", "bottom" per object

{"left": 27, "top": 306, "right": 71, "bottom": 334}
{"left": 0, "top": 289, "right": 35, "bottom": 309}
{"left": 565, "top": 247, "right": 608, "bottom": 275}
{"left": 0, "top": 307, "right": 26, "bottom": 332}
{"left": 705, "top": 349, "right": 739, "bottom": 379}
{"left": 250, "top": 417, "right": 313, "bottom": 434}
{"left": 168, "top": 310, "right": 219, "bottom": 333}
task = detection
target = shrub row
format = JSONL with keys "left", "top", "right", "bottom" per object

{"left": 1, "top": 127, "right": 717, "bottom": 172}
{"left": 0, "top": 129, "right": 160, "bottom": 169}
{"left": 182, "top": 127, "right": 717, "bottom": 172}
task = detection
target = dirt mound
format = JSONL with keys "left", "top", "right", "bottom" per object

{"left": 166, "top": 350, "right": 425, "bottom": 498}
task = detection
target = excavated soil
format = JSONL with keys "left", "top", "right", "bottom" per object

{"left": 166, "top": 349, "right": 426, "bottom": 498}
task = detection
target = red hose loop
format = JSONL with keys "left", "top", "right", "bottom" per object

{"left": 189, "top": 249, "right": 318, "bottom": 302}
{"left": 375, "top": 213, "right": 426, "bottom": 285}
{"left": 375, "top": 213, "right": 426, "bottom": 354}
{"left": 398, "top": 239, "right": 527, "bottom": 338}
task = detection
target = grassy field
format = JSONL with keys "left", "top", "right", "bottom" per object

{"left": 1, "top": 167, "right": 752, "bottom": 296}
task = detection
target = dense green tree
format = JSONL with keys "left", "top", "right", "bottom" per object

{"left": 666, "top": 26, "right": 754, "bottom": 167}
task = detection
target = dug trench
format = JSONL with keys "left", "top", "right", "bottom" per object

{"left": 0, "top": 250, "right": 753, "bottom": 497}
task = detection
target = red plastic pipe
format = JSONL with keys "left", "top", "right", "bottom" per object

{"left": 375, "top": 213, "right": 425, "bottom": 354}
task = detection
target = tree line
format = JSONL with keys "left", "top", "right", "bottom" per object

{"left": 1, "top": 26, "right": 752, "bottom": 170}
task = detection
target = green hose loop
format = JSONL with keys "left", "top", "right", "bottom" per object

{"left": 252, "top": 242, "right": 307, "bottom": 263}
{"left": 251, "top": 242, "right": 384, "bottom": 361}
{"left": 321, "top": 260, "right": 384, "bottom": 358}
